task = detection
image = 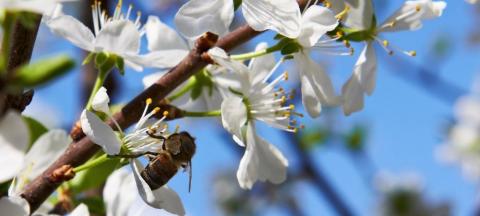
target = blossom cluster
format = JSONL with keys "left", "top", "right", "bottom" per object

{"left": 0, "top": 0, "right": 448, "bottom": 215}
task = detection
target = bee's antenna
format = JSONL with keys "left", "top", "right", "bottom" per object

{"left": 188, "top": 160, "right": 192, "bottom": 193}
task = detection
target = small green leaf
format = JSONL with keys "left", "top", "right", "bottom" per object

{"left": 94, "top": 52, "right": 108, "bottom": 67}
{"left": 68, "top": 155, "right": 121, "bottom": 193}
{"left": 344, "top": 126, "right": 366, "bottom": 151}
{"left": 76, "top": 197, "right": 105, "bottom": 215}
{"left": 82, "top": 53, "right": 95, "bottom": 65}
{"left": 12, "top": 55, "right": 74, "bottom": 87}
{"left": 115, "top": 56, "right": 125, "bottom": 76}
{"left": 280, "top": 42, "right": 301, "bottom": 55}
{"left": 233, "top": 0, "right": 242, "bottom": 11}
{"left": 22, "top": 116, "right": 48, "bottom": 150}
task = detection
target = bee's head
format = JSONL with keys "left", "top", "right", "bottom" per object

{"left": 165, "top": 131, "right": 196, "bottom": 163}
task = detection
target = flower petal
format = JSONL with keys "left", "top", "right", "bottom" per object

{"left": 80, "top": 110, "right": 121, "bottom": 155}
{"left": 104, "top": 168, "right": 136, "bottom": 216}
{"left": 130, "top": 159, "right": 186, "bottom": 216}
{"left": 221, "top": 96, "right": 248, "bottom": 144}
{"left": 23, "top": 129, "right": 69, "bottom": 181}
{"left": 248, "top": 42, "right": 276, "bottom": 87}
{"left": 379, "top": 0, "right": 446, "bottom": 32}
{"left": 94, "top": 20, "right": 140, "bottom": 55}
{"left": 126, "top": 49, "right": 189, "bottom": 70}
{"left": 356, "top": 42, "right": 377, "bottom": 95}
{"left": 145, "top": 16, "right": 189, "bottom": 52}
{"left": 297, "top": 5, "right": 338, "bottom": 48}
{"left": 0, "top": 111, "right": 29, "bottom": 183}
{"left": 342, "top": 0, "right": 375, "bottom": 30}
{"left": 237, "top": 123, "right": 288, "bottom": 189}
{"left": 92, "top": 87, "right": 110, "bottom": 114}
{"left": 70, "top": 203, "right": 90, "bottom": 216}
{"left": 0, "top": 196, "right": 29, "bottom": 216}
{"left": 1, "top": 0, "right": 63, "bottom": 15}
{"left": 294, "top": 52, "right": 340, "bottom": 111}
{"left": 242, "top": 0, "right": 301, "bottom": 38}
{"left": 44, "top": 14, "right": 95, "bottom": 51}
{"left": 208, "top": 47, "right": 250, "bottom": 92}
{"left": 341, "top": 74, "right": 365, "bottom": 116}
{"left": 175, "top": 0, "right": 234, "bottom": 39}
{"left": 341, "top": 42, "right": 375, "bottom": 115}
{"left": 300, "top": 75, "right": 322, "bottom": 117}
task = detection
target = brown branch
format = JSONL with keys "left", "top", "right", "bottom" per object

{"left": 21, "top": 0, "right": 311, "bottom": 212}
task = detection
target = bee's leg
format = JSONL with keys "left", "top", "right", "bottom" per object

{"left": 108, "top": 153, "right": 143, "bottom": 158}
{"left": 146, "top": 131, "right": 166, "bottom": 140}
{"left": 145, "top": 152, "right": 159, "bottom": 161}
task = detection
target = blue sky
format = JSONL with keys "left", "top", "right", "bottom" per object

{"left": 22, "top": 1, "right": 480, "bottom": 215}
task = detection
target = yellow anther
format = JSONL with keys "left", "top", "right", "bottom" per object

{"left": 336, "top": 31, "right": 344, "bottom": 38}
{"left": 335, "top": 4, "right": 350, "bottom": 20}
{"left": 289, "top": 104, "right": 295, "bottom": 110}
{"left": 116, "top": 0, "right": 122, "bottom": 8}
{"left": 324, "top": 1, "right": 332, "bottom": 8}
{"left": 281, "top": 96, "right": 287, "bottom": 104}
{"left": 152, "top": 107, "right": 161, "bottom": 114}
{"left": 408, "top": 51, "right": 417, "bottom": 57}
{"left": 146, "top": 98, "right": 153, "bottom": 105}
{"left": 284, "top": 112, "right": 291, "bottom": 118}
{"left": 163, "top": 111, "right": 169, "bottom": 117}
{"left": 284, "top": 72, "right": 289, "bottom": 80}
{"left": 383, "top": 40, "right": 389, "bottom": 47}
{"left": 415, "top": 4, "right": 421, "bottom": 12}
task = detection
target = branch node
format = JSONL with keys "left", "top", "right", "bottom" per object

{"left": 195, "top": 32, "right": 219, "bottom": 53}
{"left": 48, "top": 165, "right": 75, "bottom": 183}
{"left": 70, "top": 120, "right": 85, "bottom": 141}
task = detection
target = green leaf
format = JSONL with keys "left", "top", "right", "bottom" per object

{"left": 300, "top": 128, "right": 329, "bottom": 150}
{"left": 344, "top": 126, "right": 366, "bottom": 151}
{"left": 68, "top": 155, "right": 121, "bottom": 193}
{"left": 22, "top": 116, "right": 48, "bottom": 150}
{"left": 280, "top": 42, "right": 301, "bottom": 55}
{"left": 233, "top": 0, "right": 242, "bottom": 11}
{"left": 94, "top": 52, "right": 108, "bottom": 67}
{"left": 76, "top": 197, "right": 105, "bottom": 215}
{"left": 12, "top": 55, "right": 74, "bottom": 87}
{"left": 115, "top": 56, "right": 125, "bottom": 76}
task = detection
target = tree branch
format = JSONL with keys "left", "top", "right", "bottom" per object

{"left": 21, "top": 0, "right": 312, "bottom": 212}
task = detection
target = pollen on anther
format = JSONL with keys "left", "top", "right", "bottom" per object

{"left": 146, "top": 98, "right": 153, "bottom": 105}
{"left": 163, "top": 111, "right": 169, "bottom": 117}
{"left": 383, "top": 40, "right": 389, "bottom": 47}
{"left": 152, "top": 107, "right": 161, "bottom": 114}
{"left": 283, "top": 72, "right": 289, "bottom": 81}
{"left": 408, "top": 51, "right": 417, "bottom": 57}
{"left": 289, "top": 104, "right": 295, "bottom": 110}
{"left": 415, "top": 4, "right": 421, "bottom": 12}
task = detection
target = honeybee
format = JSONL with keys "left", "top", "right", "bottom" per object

{"left": 142, "top": 131, "right": 196, "bottom": 192}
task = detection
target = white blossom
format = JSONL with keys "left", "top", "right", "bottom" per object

{"left": 340, "top": 0, "right": 446, "bottom": 115}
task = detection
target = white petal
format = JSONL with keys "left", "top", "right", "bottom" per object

{"left": 454, "top": 96, "right": 480, "bottom": 125}
{"left": 341, "top": 43, "right": 375, "bottom": 115}
{"left": 91, "top": 87, "right": 110, "bottom": 114}
{"left": 242, "top": 0, "right": 301, "bottom": 38}
{"left": 23, "top": 130, "right": 69, "bottom": 181}
{"left": 237, "top": 123, "right": 288, "bottom": 189}
{"left": 356, "top": 42, "right": 377, "bottom": 95}
{"left": 294, "top": 52, "right": 340, "bottom": 108}
{"left": 248, "top": 42, "right": 276, "bottom": 87}
{"left": 300, "top": 75, "right": 322, "bottom": 118}
{"left": 126, "top": 50, "right": 189, "bottom": 69}
{"left": 345, "top": 0, "right": 375, "bottom": 30}
{"left": 104, "top": 168, "right": 136, "bottom": 216}
{"left": 221, "top": 96, "right": 248, "bottom": 143}
{"left": 175, "top": 0, "right": 234, "bottom": 39}
{"left": 297, "top": 5, "right": 338, "bottom": 48}
{"left": 44, "top": 14, "right": 94, "bottom": 51}
{"left": 130, "top": 159, "right": 186, "bottom": 216}
{"left": 379, "top": 0, "right": 446, "bottom": 32}
{"left": 94, "top": 20, "right": 140, "bottom": 55}
{"left": 80, "top": 110, "right": 121, "bottom": 155}
{"left": 142, "top": 71, "right": 166, "bottom": 88}
{"left": 0, "top": 111, "right": 29, "bottom": 183}
{"left": 69, "top": 203, "right": 90, "bottom": 216}
{"left": 208, "top": 47, "right": 250, "bottom": 92}
{"left": 0, "top": 196, "right": 29, "bottom": 216}
{"left": 144, "top": 16, "right": 189, "bottom": 52}
{"left": 341, "top": 75, "right": 364, "bottom": 116}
